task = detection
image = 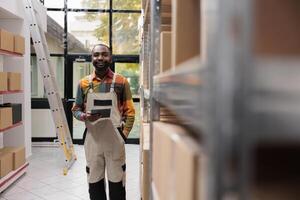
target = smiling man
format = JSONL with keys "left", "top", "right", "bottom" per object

{"left": 72, "top": 44, "right": 135, "bottom": 200}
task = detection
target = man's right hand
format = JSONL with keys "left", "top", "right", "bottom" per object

{"left": 83, "top": 113, "right": 101, "bottom": 122}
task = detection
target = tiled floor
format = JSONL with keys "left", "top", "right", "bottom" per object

{"left": 0, "top": 144, "right": 140, "bottom": 200}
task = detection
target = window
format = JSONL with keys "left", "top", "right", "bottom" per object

{"left": 72, "top": 61, "right": 93, "bottom": 98}
{"left": 68, "top": 12, "right": 109, "bottom": 53}
{"left": 115, "top": 62, "right": 140, "bottom": 139}
{"left": 112, "top": 13, "right": 141, "bottom": 54}
{"left": 113, "top": 0, "right": 141, "bottom": 10}
{"left": 31, "top": 56, "right": 65, "bottom": 98}
{"left": 115, "top": 63, "right": 140, "bottom": 98}
{"left": 129, "top": 102, "right": 140, "bottom": 139}
{"left": 68, "top": 0, "right": 109, "bottom": 9}
{"left": 46, "top": 11, "right": 64, "bottom": 54}
{"left": 44, "top": 0, "right": 64, "bottom": 8}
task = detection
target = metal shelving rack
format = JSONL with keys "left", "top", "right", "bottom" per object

{"left": 0, "top": 0, "right": 32, "bottom": 192}
{"left": 141, "top": 0, "right": 300, "bottom": 199}
{"left": 141, "top": 0, "right": 221, "bottom": 198}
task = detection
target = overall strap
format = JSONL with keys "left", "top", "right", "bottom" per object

{"left": 84, "top": 75, "right": 94, "bottom": 102}
{"left": 88, "top": 75, "right": 93, "bottom": 89}
{"left": 110, "top": 73, "right": 117, "bottom": 93}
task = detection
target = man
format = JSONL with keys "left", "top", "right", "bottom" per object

{"left": 72, "top": 44, "right": 135, "bottom": 200}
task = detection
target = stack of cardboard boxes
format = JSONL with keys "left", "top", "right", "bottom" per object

{"left": 0, "top": 28, "right": 22, "bottom": 93}
{"left": 0, "top": 72, "right": 22, "bottom": 92}
{"left": 0, "top": 147, "right": 26, "bottom": 178}
{"left": 0, "top": 27, "right": 24, "bottom": 92}
{"left": 0, "top": 28, "right": 25, "bottom": 54}
{"left": 0, "top": 28, "right": 23, "bottom": 131}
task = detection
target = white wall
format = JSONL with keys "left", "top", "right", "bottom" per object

{"left": 31, "top": 109, "right": 56, "bottom": 138}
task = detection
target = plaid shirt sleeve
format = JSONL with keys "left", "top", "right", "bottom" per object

{"left": 122, "top": 78, "right": 135, "bottom": 137}
{"left": 71, "top": 81, "right": 86, "bottom": 121}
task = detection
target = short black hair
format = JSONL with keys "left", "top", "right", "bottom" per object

{"left": 91, "top": 43, "right": 111, "bottom": 53}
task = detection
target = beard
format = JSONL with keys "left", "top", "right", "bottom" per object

{"left": 93, "top": 61, "right": 111, "bottom": 74}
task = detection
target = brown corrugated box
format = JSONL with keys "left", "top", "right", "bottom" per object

{"left": 0, "top": 29, "right": 14, "bottom": 52}
{"left": 172, "top": 0, "right": 200, "bottom": 67}
{"left": 160, "top": 31, "right": 172, "bottom": 73}
{"left": 14, "top": 35, "right": 25, "bottom": 55}
{"left": 153, "top": 122, "right": 182, "bottom": 200}
{"left": 0, "top": 107, "right": 12, "bottom": 130}
{"left": 0, "top": 72, "right": 8, "bottom": 91}
{"left": 173, "top": 134, "right": 200, "bottom": 200}
{"left": 252, "top": 184, "right": 300, "bottom": 200}
{"left": 152, "top": 122, "right": 202, "bottom": 200}
{"left": 142, "top": 150, "right": 150, "bottom": 200}
{"left": 1, "top": 147, "right": 25, "bottom": 170}
{"left": 8, "top": 72, "right": 21, "bottom": 91}
{"left": 141, "top": 123, "right": 150, "bottom": 200}
{"left": 152, "top": 122, "right": 174, "bottom": 200}
{"left": 254, "top": 0, "right": 300, "bottom": 56}
{"left": 0, "top": 150, "right": 13, "bottom": 178}
{"left": 161, "top": 25, "right": 171, "bottom": 32}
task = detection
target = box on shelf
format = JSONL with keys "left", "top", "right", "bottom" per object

{"left": 254, "top": 0, "right": 300, "bottom": 56}
{"left": 152, "top": 122, "right": 202, "bottom": 200}
{"left": 0, "top": 72, "right": 8, "bottom": 91}
{"left": 1, "top": 147, "right": 25, "bottom": 170}
{"left": 173, "top": 134, "right": 201, "bottom": 200}
{"left": 161, "top": 25, "right": 171, "bottom": 32}
{"left": 140, "top": 123, "right": 150, "bottom": 200}
{"left": 0, "top": 29, "right": 14, "bottom": 52}
{"left": 152, "top": 122, "right": 178, "bottom": 200}
{"left": 2, "top": 103, "right": 22, "bottom": 124}
{"left": 7, "top": 72, "right": 21, "bottom": 91}
{"left": 141, "top": 149, "right": 150, "bottom": 200}
{"left": 0, "top": 150, "right": 13, "bottom": 178}
{"left": 172, "top": 0, "right": 200, "bottom": 67}
{"left": 0, "top": 107, "right": 12, "bottom": 130}
{"left": 14, "top": 35, "right": 25, "bottom": 55}
{"left": 160, "top": 31, "right": 172, "bottom": 73}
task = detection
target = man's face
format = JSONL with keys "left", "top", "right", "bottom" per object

{"left": 92, "top": 45, "right": 112, "bottom": 72}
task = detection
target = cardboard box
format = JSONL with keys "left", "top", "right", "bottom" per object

{"left": 0, "top": 72, "right": 8, "bottom": 91}
{"left": 14, "top": 35, "right": 25, "bottom": 55}
{"left": 172, "top": 0, "right": 200, "bottom": 67}
{"left": 7, "top": 72, "right": 21, "bottom": 91}
{"left": 143, "top": 123, "right": 150, "bottom": 150}
{"left": 1, "top": 147, "right": 25, "bottom": 170}
{"left": 161, "top": 25, "right": 171, "bottom": 32}
{"left": 0, "top": 29, "right": 14, "bottom": 52}
{"left": 142, "top": 149, "right": 150, "bottom": 200}
{"left": 0, "top": 107, "right": 13, "bottom": 130}
{"left": 152, "top": 122, "right": 202, "bottom": 200}
{"left": 160, "top": 31, "right": 172, "bottom": 73}
{"left": 252, "top": 182, "right": 300, "bottom": 200}
{"left": 140, "top": 123, "right": 150, "bottom": 200}
{"left": 152, "top": 122, "right": 181, "bottom": 200}
{"left": 254, "top": 0, "right": 300, "bottom": 56}
{"left": 2, "top": 103, "right": 22, "bottom": 124}
{"left": 173, "top": 135, "right": 200, "bottom": 200}
{"left": 0, "top": 150, "right": 13, "bottom": 178}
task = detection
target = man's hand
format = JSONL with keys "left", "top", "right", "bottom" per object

{"left": 84, "top": 112, "right": 102, "bottom": 122}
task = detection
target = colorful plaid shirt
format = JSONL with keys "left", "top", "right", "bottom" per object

{"left": 72, "top": 68, "right": 135, "bottom": 137}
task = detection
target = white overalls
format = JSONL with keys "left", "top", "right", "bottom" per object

{"left": 84, "top": 74, "right": 126, "bottom": 188}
